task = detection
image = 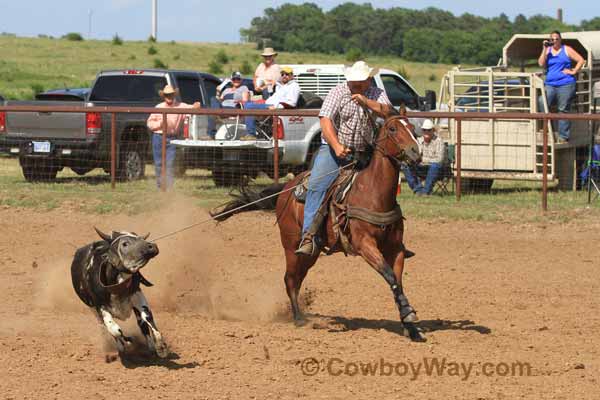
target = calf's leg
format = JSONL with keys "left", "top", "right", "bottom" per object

{"left": 131, "top": 290, "right": 168, "bottom": 358}
{"left": 97, "top": 307, "right": 133, "bottom": 353}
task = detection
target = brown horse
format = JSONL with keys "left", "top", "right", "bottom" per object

{"left": 213, "top": 110, "right": 424, "bottom": 341}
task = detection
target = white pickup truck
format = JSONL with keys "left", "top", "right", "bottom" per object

{"left": 173, "top": 64, "right": 436, "bottom": 186}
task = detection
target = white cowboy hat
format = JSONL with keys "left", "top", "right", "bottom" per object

{"left": 159, "top": 84, "right": 178, "bottom": 96}
{"left": 421, "top": 119, "right": 434, "bottom": 130}
{"left": 344, "top": 61, "right": 379, "bottom": 82}
{"left": 261, "top": 47, "right": 278, "bottom": 57}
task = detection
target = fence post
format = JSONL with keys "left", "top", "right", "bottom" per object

{"left": 161, "top": 113, "right": 167, "bottom": 192}
{"left": 456, "top": 118, "right": 462, "bottom": 201}
{"left": 542, "top": 118, "right": 548, "bottom": 211}
{"left": 272, "top": 114, "right": 279, "bottom": 183}
{"left": 110, "top": 113, "right": 116, "bottom": 190}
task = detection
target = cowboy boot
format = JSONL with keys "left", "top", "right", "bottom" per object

{"left": 295, "top": 207, "right": 327, "bottom": 256}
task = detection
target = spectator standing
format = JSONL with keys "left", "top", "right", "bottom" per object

{"left": 538, "top": 30, "right": 584, "bottom": 143}
{"left": 146, "top": 85, "right": 200, "bottom": 189}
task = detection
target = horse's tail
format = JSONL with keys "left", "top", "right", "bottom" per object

{"left": 209, "top": 183, "right": 286, "bottom": 222}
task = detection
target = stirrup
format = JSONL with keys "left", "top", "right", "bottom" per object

{"left": 295, "top": 235, "right": 317, "bottom": 256}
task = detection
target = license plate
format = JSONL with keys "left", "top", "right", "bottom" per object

{"left": 223, "top": 151, "right": 240, "bottom": 161}
{"left": 32, "top": 141, "right": 51, "bottom": 153}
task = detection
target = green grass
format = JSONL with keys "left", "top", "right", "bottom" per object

{"left": 1, "top": 157, "right": 599, "bottom": 223}
{"left": 0, "top": 156, "right": 231, "bottom": 214}
{"left": 399, "top": 180, "right": 600, "bottom": 223}
{"left": 0, "top": 36, "right": 454, "bottom": 99}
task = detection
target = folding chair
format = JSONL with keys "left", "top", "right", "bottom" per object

{"left": 433, "top": 143, "right": 455, "bottom": 196}
{"left": 583, "top": 83, "right": 600, "bottom": 202}
{"left": 581, "top": 144, "right": 600, "bottom": 202}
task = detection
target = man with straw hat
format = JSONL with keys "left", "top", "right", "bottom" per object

{"left": 296, "top": 61, "right": 393, "bottom": 256}
{"left": 147, "top": 84, "right": 200, "bottom": 189}
{"left": 253, "top": 47, "right": 282, "bottom": 99}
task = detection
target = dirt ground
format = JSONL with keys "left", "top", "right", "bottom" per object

{"left": 1, "top": 197, "right": 599, "bottom": 399}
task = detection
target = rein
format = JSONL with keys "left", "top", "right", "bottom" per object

{"left": 344, "top": 99, "right": 414, "bottom": 166}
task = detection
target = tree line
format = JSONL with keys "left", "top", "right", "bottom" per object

{"left": 240, "top": 3, "right": 600, "bottom": 65}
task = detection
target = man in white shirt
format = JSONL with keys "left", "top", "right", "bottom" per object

{"left": 242, "top": 66, "right": 301, "bottom": 140}
{"left": 402, "top": 119, "right": 445, "bottom": 195}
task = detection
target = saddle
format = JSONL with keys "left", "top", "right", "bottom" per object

{"left": 294, "top": 168, "right": 405, "bottom": 256}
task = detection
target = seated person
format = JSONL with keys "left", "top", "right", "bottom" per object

{"left": 254, "top": 47, "right": 281, "bottom": 99}
{"left": 402, "top": 119, "right": 444, "bottom": 195}
{"left": 242, "top": 66, "right": 300, "bottom": 140}
{"left": 205, "top": 71, "right": 250, "bottom": 139}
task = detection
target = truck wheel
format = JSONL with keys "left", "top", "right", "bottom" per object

{"left": 21, "top": 159, "right": 58, "bottom": 182}
{"left": 117, "top": 145, "right": 145, "bottom": 181}
{"left": 212, "top": 170, "right": 246, "bottom": 187}
{"left": 293, "top": 134, "right": 322, "bottom": 175}
{"left": 71, "top": 167, "right": 93, "bottom": 176}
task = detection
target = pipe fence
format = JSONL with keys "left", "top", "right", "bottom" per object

{"left": 1, "top": 104, "right": 600, "bottom": 211}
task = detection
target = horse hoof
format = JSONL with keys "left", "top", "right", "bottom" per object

{"left": 404, "top": 323, "right": 426, "bottom": 343}
{"left": 294, "top": 317, "right": 308, "bottom": 327}
{"left": 401, "top": 311, "right": 418, "bottom": 323}
{"left": 155, "top": 342, "right": 169, "bottom": 359}
{"left": 104, "top": 352, "right": 119, "bottom": 363}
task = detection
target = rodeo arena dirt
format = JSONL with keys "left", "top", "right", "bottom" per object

{"left": 2, "top": 51, "right": 600, "bottom": 399}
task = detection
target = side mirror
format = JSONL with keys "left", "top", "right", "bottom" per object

{"left": 425, "top": 90, "right": 436, "bottom": 111}
{"left": 418, "top": 90, "right": 437, "bottom": 111}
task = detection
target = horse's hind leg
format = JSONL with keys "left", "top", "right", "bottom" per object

{"left": 284, "top": 249, "right": 317, "bottom": 326}
{"left": 359, "top": 241, "right": 425, "bottom": 342}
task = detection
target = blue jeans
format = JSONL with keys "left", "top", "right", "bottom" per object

{"left": 207, "top": 97, "right": 237, "bottom": 137}
{"left": 152, "top": 133, "right": 176, "bottom": 189}
{"left": 402, "top": 162, "right": 442, "bottom": 194}
{"left": 302, "top": 144, "right": 345, "bottom": 235}
{"left": 545, "top": 83, "right": 576, "bottom": 140}
{"left": 244, "top": 102, "right": 270, "bottom": 137}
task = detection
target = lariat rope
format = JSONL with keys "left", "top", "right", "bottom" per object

{"left": 149, "top": 161, "right": 357, "bottom": 242}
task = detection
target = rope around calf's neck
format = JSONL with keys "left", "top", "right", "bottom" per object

{"left": 149, "top": 161, "right": 357, "bottom": 242}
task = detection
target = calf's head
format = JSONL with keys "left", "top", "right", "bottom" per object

{"left": 95, "top": 227, "right": 159, "bottom": 274}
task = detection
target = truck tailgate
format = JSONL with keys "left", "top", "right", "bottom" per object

{"left": 172, "top": 139, "right": 275, "bottom": 149}
{"left": 5, "top": 100, "right": 86, "bottom": 139}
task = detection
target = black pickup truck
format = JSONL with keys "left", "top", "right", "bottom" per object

{"left": 0, "top": 69, "right": 219, "bottom": 181}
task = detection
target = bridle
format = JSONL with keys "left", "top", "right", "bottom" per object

{"left": 336, "top": 96, "right": 418, "bottom": 166}
{"left": 373, "top": 116, "right": 418, "bottom": 166}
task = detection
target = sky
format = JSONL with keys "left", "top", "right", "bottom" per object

{"left": 0, "top": 0, "right": 596, "bottom": 43}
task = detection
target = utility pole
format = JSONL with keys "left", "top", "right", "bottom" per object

{"left": 88, "top": 9, "right": 93, "bottom": 39}
{"left": 151, "top": 0, "right": 157, "bottom": 40}
{"left": 557, "top": 8, "right": 563, "bottom": 24}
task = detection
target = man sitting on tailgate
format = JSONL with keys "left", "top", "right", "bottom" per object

{"left": 241, "top": 66, "right": 300, "bottom": 140}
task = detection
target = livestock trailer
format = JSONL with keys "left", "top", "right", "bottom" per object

{"left": 437, "top": 31, "right": 600, "bottom": 190}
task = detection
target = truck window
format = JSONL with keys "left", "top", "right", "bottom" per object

{"left": 380, "top": 74, "right": 417, "bottom": 109}
{"left": 89, "top": 75, "right": 166, "bottom": 102}
{"left": 203, "top": 80, "right": 218, "bottom": 105}
{"left": 176, "top": 76, "right": 203, "bottom": 105}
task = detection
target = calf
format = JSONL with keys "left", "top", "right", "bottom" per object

{"left": 71, "top": 228, "right": 168, "bottom": 358}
